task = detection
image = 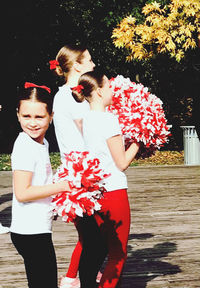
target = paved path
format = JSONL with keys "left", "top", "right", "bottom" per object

{"left": 0, "top": 166, "right": 200, "bottom": 288}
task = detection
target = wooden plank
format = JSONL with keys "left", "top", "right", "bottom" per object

{"left": 0, "top": 166, "right": 200, "bottom": 287}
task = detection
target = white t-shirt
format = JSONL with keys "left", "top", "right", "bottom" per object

{"left": 83, "top": 111, "right": 128, "bottom": 191}
{"left": 10, "top": 132, "right": 53, "bottom": 235}
{"left": 53, "top": 84, "right": 89, "bottom": 160}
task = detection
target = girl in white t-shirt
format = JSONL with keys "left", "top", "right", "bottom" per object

{"left": 51, "top": 44, "right": 95, "bottom": 159}
{"left": 50, "top": 44, "right": 106, "bottom": 288}
{"left": 71, "top": 70, "right": 139, "bottom": 288}
{"left": 10, "top": 83, "right": 70, "bottom": 288}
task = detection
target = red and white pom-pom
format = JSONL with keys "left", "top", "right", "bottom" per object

{"left": 107, "top": 75, "right": 171, "bottom": 158}
{"left": 51, "top": 151, "right": 110, "bottom": 223}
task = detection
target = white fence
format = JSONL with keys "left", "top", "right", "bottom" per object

{"left": 180, "top": 126, "right": 200, "bottom": 165}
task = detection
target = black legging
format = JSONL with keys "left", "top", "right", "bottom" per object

{"left": 11, "top": 232, "right": 58, "bottom": 288}
{"left": 77, "top": 215, "right": 108, "bottom": 288}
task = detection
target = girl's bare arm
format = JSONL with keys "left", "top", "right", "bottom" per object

{"left": 107, "top": 135, "right": 139, "bottom": 171}
{"left": 13, "top": 170, "right": 70, "bottom": 202}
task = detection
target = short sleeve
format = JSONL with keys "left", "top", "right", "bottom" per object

{"left": 103, "top": 113, "right": 121, "bottom": 140}
{"left": 11, "top": 134, "right": 36, "bottom": 172}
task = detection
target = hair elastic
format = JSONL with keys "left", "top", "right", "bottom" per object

{"left": 71, "top": 85, "right": 84, "bottom": 93}
{"left": 24, "top": 82, "right": 51, "bottom": 94}
{"left": 49, "top": 60, "right": 59, "bottom": 70}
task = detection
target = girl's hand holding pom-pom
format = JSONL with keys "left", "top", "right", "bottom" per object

{"left": 107, "top": 75, "right": 171, "bottom": 158}
{"left": 51, "top": 151, "right": 110, "bottom": 223}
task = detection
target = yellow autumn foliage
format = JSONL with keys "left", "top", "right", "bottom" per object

{"left": 112, "top": 0, "right": 200, "bottom": 62}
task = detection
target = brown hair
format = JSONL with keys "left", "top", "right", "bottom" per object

{"left": 54, "top": 44, "right": 87, "bottom": 80}
{"left": 17, "top": 87, "right": 53, "bottom": 115}
{"left": 72, "top": 70, "right": 105, "bottom": 103}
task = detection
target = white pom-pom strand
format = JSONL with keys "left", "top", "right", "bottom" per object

{"left": 51, "top": 151, "right": 110, "bottom": 223}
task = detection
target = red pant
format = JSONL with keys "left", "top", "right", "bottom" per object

{"left": 66, "top": 189, "right": 130, "bottom": 288}
{"left": 66, "top": 238, "right": 82, "bottom": 278}
{"left": 95, "top": 189, "right": 130, "bottom": 288}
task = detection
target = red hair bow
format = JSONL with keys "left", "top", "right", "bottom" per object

{"left": 71, "top": 85, "right": 84, "bottom": 93}
{"left": 49, "top": 60, "right": 59, "bottom": 70}
{"left": 24, "top": 82, "right": 51, "bottom": 94}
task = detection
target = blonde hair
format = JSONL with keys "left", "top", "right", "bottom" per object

{"left": 55, "top": 44, "right": 86, "bottom": 80}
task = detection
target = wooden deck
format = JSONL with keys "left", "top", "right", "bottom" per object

{"left": 0, "top": 165, "right": 200, "bottom": 288}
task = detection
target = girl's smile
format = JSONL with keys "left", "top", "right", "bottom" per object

{"left": 17, "top": 100, "right": 53, "bottom": 144}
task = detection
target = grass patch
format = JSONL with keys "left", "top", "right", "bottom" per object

{"left": 49, "top": 152, "right": 62, "bottom": 170}
{"left": 0, "top": 154, "right": 12, "bottom": 171}
{"left": 0, "top": 151, "right": 184, "bottom": 171}
{"left": 131, "top": 150, "right": 184, "bottom": 166}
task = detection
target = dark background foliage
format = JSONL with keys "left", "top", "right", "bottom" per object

{"left": 1, "top": 0, "right": 200, "bottom": 153}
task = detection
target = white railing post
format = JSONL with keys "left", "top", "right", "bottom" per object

{"left": 180, "top": 126, "right": 200, "bottom": 165}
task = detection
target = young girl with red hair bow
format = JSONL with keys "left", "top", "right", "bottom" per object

{"left": 10, "top": 83, "right": 70, "bottom": 288}
{"left": 71, "top": 70, "right": 139, "bottom": 288}
{"left": 50, "top": 44, "right": 106, "bottom": 288}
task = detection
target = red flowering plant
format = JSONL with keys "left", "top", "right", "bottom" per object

{"left": 107, "top": 75, "right": 171, "bottom": 159}
{"left": 51, "top": 151, "right": 110, "bottom": 223}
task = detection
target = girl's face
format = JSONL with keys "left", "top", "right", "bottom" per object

{"left": 101, "top": 76, "right": 113, "bottom": 107}
{"left": 78, "top": 50, "right": 95, "bottom": 75}
{"left": 17, "top": 100, "right": 53, "bottom": 144}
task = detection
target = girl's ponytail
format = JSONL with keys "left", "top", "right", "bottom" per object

{"left": 49, "top": 44, "right": 87, "bottom": 80}
{"left": 71, "top": 85, "right": 85, "bottom": 103}
{"left": 72, "top": 70, "right": 105, "bottom": 103}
